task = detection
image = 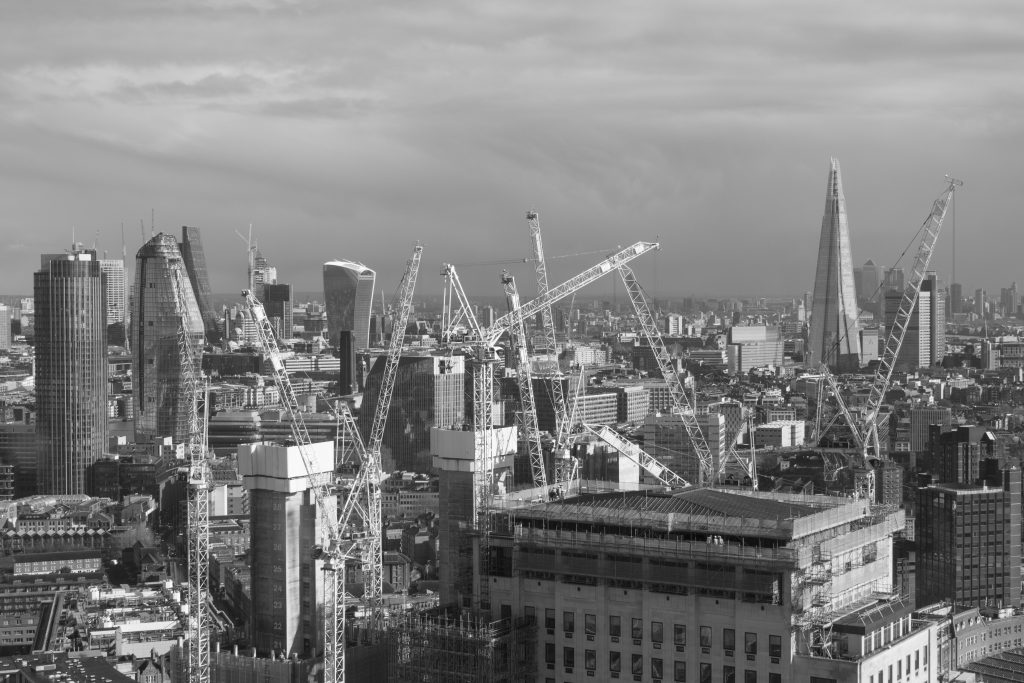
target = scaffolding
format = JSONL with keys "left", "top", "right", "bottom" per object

{"left": 388, "top": 610, "right": 537, "bottom": 683}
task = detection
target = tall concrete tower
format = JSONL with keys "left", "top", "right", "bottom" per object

{"left": 133, "top": 234, "right": 204, "bottom": 444}
{"left": 808, "top": 158, "right": 861, "bottom": 370}
{"left": 34, "top": 247, "right": 108, "bottom": 494}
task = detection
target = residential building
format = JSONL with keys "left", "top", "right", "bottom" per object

{"left": 133, "top": 233, "right": 204, "bottom": 444}
{"left": 34, "top": 247, "right": 108, "bottom": 494}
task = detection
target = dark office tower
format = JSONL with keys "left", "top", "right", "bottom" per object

{"left": 323, "top": 260, "right": 375, "bottom": 349}
{"left": 261, "top": 283, "right": 293, "bottom": 339}
{"left": 949, "top": 282, "right": 963, "bottom": 314}
{"left": 134, "top": 234, "right": 204, "bottom": 444}
{"left": 179, "top": 226, "right": 221, "bottom": 343}
{"left": 808, "top": 158, "right": 861, "bottom": 370}
{"left": 338, "top": 331, "right": 356, "bottom": 395}
{"left": 359, "top": 354, "right": 465, "bottom": 472}
{"left": 34, "top": 247, "right": 108, "bottom": 494}
{"left": 917, "top": 467, "right": 1021, "bottom": 609}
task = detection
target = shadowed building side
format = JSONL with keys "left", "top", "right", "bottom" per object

{"left": 808, "top": 158, "right": 861, "bottom": 371}
{"left": 180, "top": 225, "right": 221, "bottom": 344}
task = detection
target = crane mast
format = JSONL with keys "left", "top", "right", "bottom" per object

{"left": 171, "top": 266, "right": 210, "bottom": 683}
{"left": 617, "top": 264, "right": 714, "bottom": 484}
{"left": 502, "top": 271, "right": 548, "bottom": 489}
{"left": 527, "top": 211, "right": 574, "bottom": 489}
{"left": 362, "top": 244, "right": 423, "bottom": 627}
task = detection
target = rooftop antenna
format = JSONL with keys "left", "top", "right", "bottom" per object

{"left": 234, "top": 224, "right": 255, "bottom": 291}
{"left": 150, "top": 208, "right": 155, "bottom": 237}
{"left": 140, "top": 219, "right": 145, "bottom": 242}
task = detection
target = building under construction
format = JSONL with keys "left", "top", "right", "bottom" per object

{"left": 387, "top": 608, "right": 537, "bottom": 683}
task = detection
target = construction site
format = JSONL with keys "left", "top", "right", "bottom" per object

{"left": 155, "top": 170, "right": 965, "bottom": 683}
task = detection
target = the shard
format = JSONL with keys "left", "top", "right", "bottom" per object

{"left": 808, "top": 158, "right": 861, "bottom": 371}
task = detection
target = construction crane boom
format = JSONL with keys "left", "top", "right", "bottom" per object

{"left": 581, "top": 424, "right": 689, "bottom": 488}
{"left": 618, "top": 264, "right": 714, "bottom": 484}
{"left": 502, "top": 272, "right": 548, "bottom": 489}
{"left": 861, "top": 176, "right": 962, "bottom": 456}
{"left": 172, "top": 266, "right": 210, "bottom": 683}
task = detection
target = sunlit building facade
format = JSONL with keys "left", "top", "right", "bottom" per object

{"left": 323, "top": 260, "right": 375, "bottom": 349}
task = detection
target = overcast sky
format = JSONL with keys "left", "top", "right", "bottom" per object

{"left": 2, "top": 1, "right": 1022, "bottom": 303}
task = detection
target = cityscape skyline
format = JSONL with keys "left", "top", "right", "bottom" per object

{"left": 1, "top": 4, "right": 1022, "bottom": 299}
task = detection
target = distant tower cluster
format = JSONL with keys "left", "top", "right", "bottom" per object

{"left": 132, "top": 233, "right": 204, "bottom": 444}
{"left": 323, "top": 260, "right": 376, "bottom": 349}
{"left": 34, "top": 246, "right": 108, "bottom": 494}
{"left": 808, "top": 158, "right": 861, "bottom": 370}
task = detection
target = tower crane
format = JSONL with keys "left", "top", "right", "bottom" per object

{"left": 526, "top": 211, "right": 575, "bottom": 490}
{"left": 243, "top": 244, "right": 422, "bottom": 683}
{"left": 617, "top": 264, "right": 715, "bottom": 485}
{"left": 171, "top": 266, "right": 211, "bottom": 683}
{"left": 814, "top": 176, "right": 962, "bottom": 499}
{"left": 501, "top": 271, "right": 548, "bottom": 489}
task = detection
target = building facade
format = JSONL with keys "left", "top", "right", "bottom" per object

{"left": 323, "top": 260, "right": 375, "bottom": 349}
{"left": 179, "top": 226, "right": 221, "bottom": 343}
{"left": 133, "top": 234, "right": 205, "bottom": 444}
{"left": 34, "top": 248, "right": 108, "bottom": 494}
{"left": 808, "top": 158, "right": 861, "bottom": 370}
{"left": 261, "top": 283, "right": 293, "bottom": 339}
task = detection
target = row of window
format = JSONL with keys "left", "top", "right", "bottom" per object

{"left": 542, "top": 648, "right": 781, "bottom": 683}
{"left": 529, "top": 608, "right": 782, "bottom": 657}
{"left": 868, "top": 645, "right": 928, "bottom": 683}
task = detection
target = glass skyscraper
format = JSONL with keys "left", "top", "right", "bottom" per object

{"left": 808, "top": 158, "right": 861, "bottom": 370}
{"left": 34, "top": 247, "right": 108, "bottom": 494}
{"left": 180, "top": 225, "right": 221, "bottom": 343}
{"left": 133, "top": 233, "right": 204, "bottom": 444}
{"left": 323, "top": 260, "right": 375, "bottom": 349}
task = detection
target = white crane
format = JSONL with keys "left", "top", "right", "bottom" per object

{"left": 815, "top": 176, "right": 962, "bottom": 499}
{"left": 617, "top": 264, "right": 716, "bottom": 485}
{"left": 242, "top": 244, "right": 422, "bottom": 683}
{"left": 580, "top": 423, "right": 690, "bottom": 488}
{"left": 171, "top": 265, "right": 211, "bottom": 683}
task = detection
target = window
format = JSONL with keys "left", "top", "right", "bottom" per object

{"left": 897, "top": 660, "right": 902, "bottom": 678}
{"left": 744, "top": 671, "right": 757, "bottom": 683}
{"left": 723, "top": 628, "right": 735, "bottom": 651}
{"left": 585, "top": 649, "right": 596, "bottom": 671}
{"left": 674, "top": 624, "right": 686, "bottom": 646}
{"left": 544, "top": 643, "right": 555, "bottom": 665}
{"left": 723, "top": 665, "right": 735, "bottom": 683}
{"left": 564, "top": 646, "right": 575, "bottom": 669}
{"left": 632, "top": 617, "right": 644, "bottom": 640}
{"left": 610, "top": 651, "right": 621, "bottom": 673}
{"left": 652, "top": 657, "right": 664, "bottom": 679}
{"left": 769, "top": 675, "right": 781, "bottom": 683}
{"left": 653, "top": 621, "right": 664, "bottom": 643}
{"left": 610, "top": 615, "right": 622, "bottom": 638}
{"left": 915, "top": 649, "right": 920, "bottom": 671}
{"left": 674, "top": 661, "right": 686, "bottom": 682}
{"left": 744, "top": 632, "right": 757, "bottom": 656}
{"left": 564, "top": 611, "right": 575, "bottom": 633}
{"left": 524, "top": 605, "right": 535, "bottom": 624}
{"left": 700, "top": 626, "right": 712, "bottom": 648}
{"left": 632, "top": 653, "right": 644, "bottom": 676}
{"left": 585, "top": 613, "right": 597, "bottom": 636}
{"left": 545, "top": 608, "right": 555, "bottom": 631}
{"left": 769, "top": 634, "right": 781, "bottom": 659}
{"left": 700, "top": 662, "right": 712, "bottom": 683}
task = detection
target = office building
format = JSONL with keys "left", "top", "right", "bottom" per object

{"left": 97, "top": 258, "right": 126, "bottom": 324}
{"left": 133, "top": 234, "right": 204, "bottom": 444}
{"left": 34, "top": 247, "right": 108, "bottom": 494}
{"left": 884, "top": 267, "right": 905, "bottom": 294}
{"left": 252, "top": 248, "right": 277, "bottom": 286}
{"left": 261, "top": 283, "right": 293, "bottom": 339}
{"left": 0, "top": 423, "right": 36, "bottom": 498}
{"left": 909, "top": 406, "right": 952, "bottom": 454}
{"left": 855, "top": 259, "right": 884, "bottom": 303}
{"left": 361, "top": 354, "right": 466, "bottom": 472}
{"left": 917, "top": 467, "right": 1021, "bottom": 609}
{"left": 974, "top": 288, "right": 986, "bottom": 318}
{"left": 487, "top": 488, "right": 927, "bottom": 682}
{"left": 726, "top": 325, "right": 784, "bottom": 374}
{"left": 949, "top": 282, "right": 963, "bottom": 315}
{"left": 237, "top": 441, "right": 334, "bottom": 657}
{"left": 884, "top": 272, "right": 944, "bottom": 370}
{"left": 0, "top": 304, "right": 10, "bottom": 350}
{"left": 808, "top": 158, "right": 861, "bottom": 370}
{"left": 928, "top": 425, "right": 996, "bottom": 486}
{"left": 179, "top": 226, "right": 221, "bottom": 344}
{"left": 324, "top": 260, "right": 375, "bottom": 349}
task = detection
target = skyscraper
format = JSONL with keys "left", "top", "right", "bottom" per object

{"left": 133, "top": 234, "right": 204, "bottom": 444}
{"left": 323, "top": 260, "right": 375, "bottom": 349}
{"left": 252, "top": 248, "right": 277, "bottom": 287}
{"left": 884, "top": 274, "right": 943, "bottom": 370}
{"left": 179, "top": 226, "right": 221, "bottom": 343}
{"left": 261, "top": 283, "right": 293, "bottom": 339}
{"left": 949, "top": 282, "right": 963, "bottom": 315}
{"left": 98, "top": 259, "right": 126, "bottom": 324}
{"left": 808, "top": 158, "right": 861, "bottom": 370}
{"left": 34, "top": 247, "right": 108, "bottom": 494}
{"left": 0, "top": 305, "right": 10, "bottom": 350}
